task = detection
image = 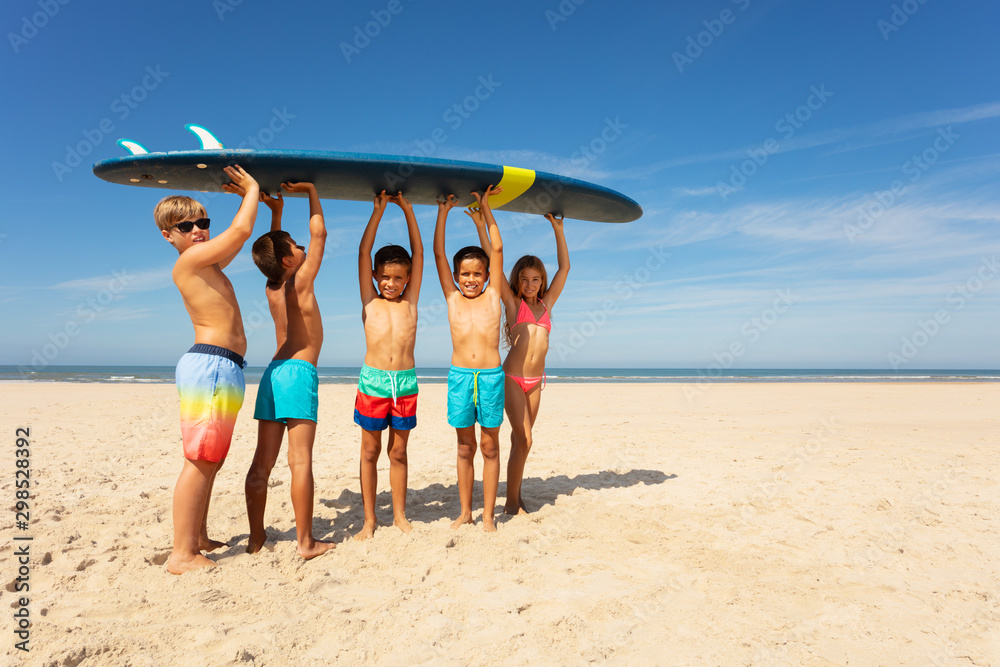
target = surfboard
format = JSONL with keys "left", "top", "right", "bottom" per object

{"left": 91, "top": 126, "right": 642, "bottom": 223}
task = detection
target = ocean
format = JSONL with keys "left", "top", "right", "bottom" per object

{"left": 2, "top": 366, "right": 998, "bottom": 384}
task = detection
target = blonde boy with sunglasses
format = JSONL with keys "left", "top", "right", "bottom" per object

{"left": 153, "top": 165, "right": 259, "bottom": 574}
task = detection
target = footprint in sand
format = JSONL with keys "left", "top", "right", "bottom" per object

{"left": 75, "top": 558, "right": 97, "bottom": 572}
{"left": 146, "top": 551, "right": 170, "bottom": 566}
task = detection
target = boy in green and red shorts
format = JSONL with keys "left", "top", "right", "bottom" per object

{"left": 354, "top": 191, "right": 424, "bottom": 540}
{"left": 354, "top": 365, "right": 418, "bottom": 431}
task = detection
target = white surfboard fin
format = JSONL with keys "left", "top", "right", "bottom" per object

{"left": 117, "top": 139, "right": 149, "bottom": 155}
{"left": 185, "top": 124, "right": 225, "bottom": 150}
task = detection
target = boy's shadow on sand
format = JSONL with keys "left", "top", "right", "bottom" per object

{"left": 212, "top": 469, "right": 674, "bottom": 554}
{"left": 314, "top": 468, "right": 676, "bottom": 539}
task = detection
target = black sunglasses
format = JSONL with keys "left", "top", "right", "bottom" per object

{"left": 170, "top": 218, "right": 210, "bottom": 233}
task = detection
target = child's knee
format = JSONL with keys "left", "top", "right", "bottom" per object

{"left": 247, "top": 460, "right": 272, "bottom": 478}
{"left": 286, "top": 451, "right": 312, "bottom": 469}
{"left": 361, "top": 442, "right": 381, "bottom": 462}
{"left": 457, "top": 441, "right": 477, "bottom": 460}
{"left": 481, "top": 440, "right": 499, "bottom": 460}
{"left": 245, "top": 467, "right": 270, "bottom": 494}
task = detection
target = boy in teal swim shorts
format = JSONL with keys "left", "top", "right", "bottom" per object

{"left": 155, "top": 165, "right": 259, "bottom": 575}
{"left": 433, "top": 187, "right": 506, "bottom": 532}
{"left": 354, "top": 190, "right": 424, "bottom": 540}
{"left": 239, "top": 180, "right": 335, "bottom": 560}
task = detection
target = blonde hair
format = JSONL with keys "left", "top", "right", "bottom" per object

{"left": 503, "top": 255, "right": 549, "bottom": 349}
{"left": 153, "top": 195, "right": 205, "bottom": 232}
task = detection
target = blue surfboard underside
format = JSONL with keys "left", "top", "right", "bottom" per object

{"left": 92, "top": 149, "right": 642, "bottom": 223}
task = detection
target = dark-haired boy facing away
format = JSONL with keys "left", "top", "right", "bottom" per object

{"left": 239, "top": 181, "right": 335, "bottom": 560}
{"left": 354, "top": 191, "right": 424, "bottom": 540}
{"left": 154, "top": 165, "right": 259, "bottom": 574}
{"left": 433, "top": 187, "right": 505, "bottom": 532}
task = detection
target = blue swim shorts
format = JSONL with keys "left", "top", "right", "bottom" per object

{"left": 447, "top": 365, "right": 504, "bottom": 429}
{"left": 254, "top": 358, "right": 319, "bottom": 423}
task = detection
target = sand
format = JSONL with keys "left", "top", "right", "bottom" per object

{"left": 1, "top": 381, "right": 998, "bottom": 665}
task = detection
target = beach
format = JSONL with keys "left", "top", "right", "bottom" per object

{"left": 2, "top": 381, "right": 997, "bottom": 665}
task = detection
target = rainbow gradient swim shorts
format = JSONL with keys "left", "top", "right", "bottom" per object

{"left": 175, "top": 344, "right": 246, "bottom": 462}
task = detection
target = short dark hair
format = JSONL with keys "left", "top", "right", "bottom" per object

{"left": 453, "top": 246, "right": 489, "bottom": 273}
{"left": 252, "top": 230, "right": 295, "bottom": 283}
{"left": 373, "top": 244, "right": 412, "bottom": 274}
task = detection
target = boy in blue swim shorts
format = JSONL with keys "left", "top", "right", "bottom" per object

{"left": 354, "top": 190, "right": 424, "bottom": 540}
{"left": 238, "top": 181, "right": 335, "bottom": 561}
{"left": 433, "top": 187, "right": 506, "bottom": 532}
{"left": 256, "top": 358, "right": 319, "bottom": 423}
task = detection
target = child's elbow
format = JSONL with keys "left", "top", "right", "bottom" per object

{"left": 235, "top": 225, "right": 254, "bottom": 242}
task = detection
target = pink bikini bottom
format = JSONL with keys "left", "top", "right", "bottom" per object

{"left": 505, "top": 373, "right": 545, "bottom": 393}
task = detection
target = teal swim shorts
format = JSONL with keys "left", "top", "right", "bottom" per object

{"left": 254, "top": 358, "right": 319, "bottom": 423}
{"left": 447, "top": 365, "right": 504, "bottom": 429}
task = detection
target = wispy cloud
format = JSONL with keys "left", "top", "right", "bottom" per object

{"left": 673, "top": 186, "right": 718, "bottom": 197}
{"left": 51, "top": 267, "right": 172, "bottom": 293}
{"left": 620, "top": 101, "right": 1000, "bottom": 178}
{"left": 616, "top": 155, "right": 1000, "bottom": 254}
{"left": 101, "top": 307, "right": 155, "bottom": 321}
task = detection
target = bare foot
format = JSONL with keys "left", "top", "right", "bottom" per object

{"left": 503, "top": 501, "right": 528, "bottom": 516}
{"left": 482, "top": 516, "right": 497, "bottom": 533}
{"left": 450, "top": 513, "right": 473, "bottom": 529}
{"left": 167, "top": 552, "right": 215, "bottom": 575}
{"left": 297, "top": 540, "right": 336, "bottom": 560}
{"left": 393, "top": 516, "right": 413, "bottom": 534}
{"left": 199, "top": 537, "right": 227, "bottom": 552}
{"left": 353, "top": 520, "right": 377, "bottom": 541}
{"left": 246, "top": 531, "right": 267, "bottom": 554}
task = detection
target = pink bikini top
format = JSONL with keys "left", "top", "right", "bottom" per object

{"left": 515, "top": 298, "right": 551, "bottom": 332}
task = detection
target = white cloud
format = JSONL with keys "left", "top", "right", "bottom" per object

{"left": 620, "top": 101, "right": 1000, "bottom": 178}
{"left": 51, "top": 267, "right": 172, "bottom": 293}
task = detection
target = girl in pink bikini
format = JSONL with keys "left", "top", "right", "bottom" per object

{"left": 470, "top": 210, "right": 570, "bottom": 514}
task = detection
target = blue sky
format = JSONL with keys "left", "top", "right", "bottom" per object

{"left": 2, "top": 0, "right": 998, "bottom": 369}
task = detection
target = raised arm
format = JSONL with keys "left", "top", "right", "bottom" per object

{"left": 182, "top": 165, "right": 258, "bottom": 270}
{"left": 474, "top": 185, "right": 504, "bottom": 297}
{"left": 466, "top": 204, "right": 514, "bottom": 305}
{"left": 542, "top": 213, "right": 570, "bottom": 306}
{"left": 433, "top": 195, "right": 459, "bottom": 296}
{"left": 391, "top": 192, "right": 424, "bottom": 304}
{"left": 283, "top": 182, "right": 326, "bottom": 288}
{"left": 261, "top": 191, "right": 284, "bottom": 231}
{"left": 222, "top": 178, "right": 280, "bottom": 268}
{"left": 359, "top": 191, "right": 390, "bottom": 304}
{"left": 466, "top": 207, "right": 493, "bottom": 254}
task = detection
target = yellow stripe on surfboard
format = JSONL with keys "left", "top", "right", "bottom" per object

{"left": 468, "top": 165, "right": 536, "bottom": 211}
